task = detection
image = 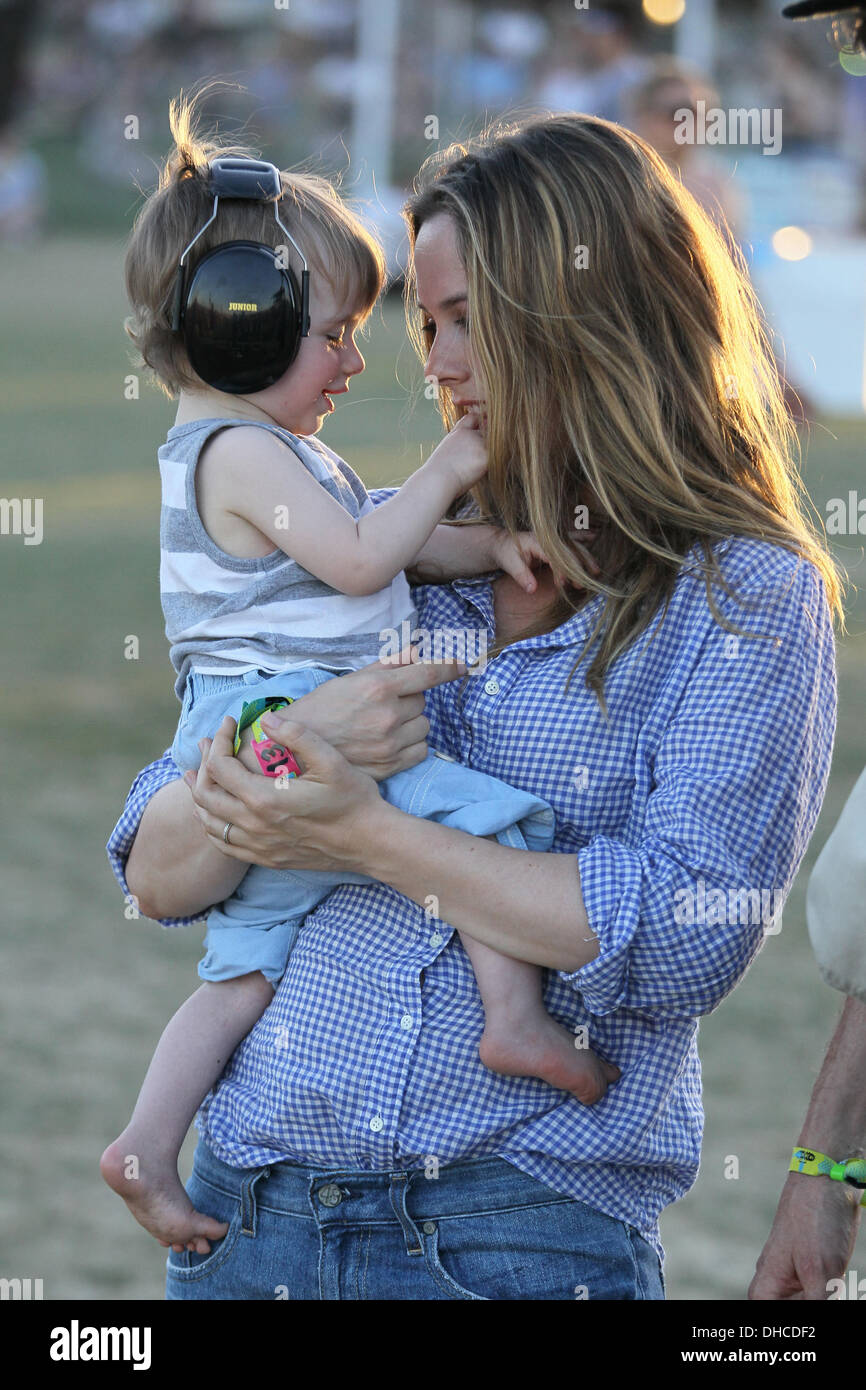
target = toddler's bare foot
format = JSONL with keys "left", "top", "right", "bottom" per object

{"left": 100, "top": 1136, "right": 229, "bottom": 1254}
{"left": 479, "top": 1013, "right": 620, "bottom": 1104}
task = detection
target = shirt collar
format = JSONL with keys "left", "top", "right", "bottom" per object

{"left": 450, "top": 575, "right": 606, "bottom": 652}
{"left": 450, "top": 538, "right": 731, "bottom": 653}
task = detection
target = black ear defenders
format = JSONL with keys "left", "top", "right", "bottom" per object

{"left": 170, "top": 157, "right": 311, "bottom": 395}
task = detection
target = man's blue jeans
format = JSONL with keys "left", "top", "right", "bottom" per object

{"left": 166, "top": 1140, "right": 665, "bottom": 1300}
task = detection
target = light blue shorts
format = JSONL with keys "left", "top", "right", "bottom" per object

{"left": 171, "top": 668, "right": 556, "bottom": 986}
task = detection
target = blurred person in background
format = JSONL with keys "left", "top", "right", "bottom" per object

{"left": 627, "top": 58, "right": 811, "bottom": 421}
{"left": 0, "top": 125, "right": 45, "bottom": 241}
{"left": 627, "top": 59, "right": 744, "bottom": 239}
{"left": 450, "top": 8, "right": 545, "bottom": 113}
{"left": 749, "top": 0, "right": 866, "bottom": 1302}
{"left": 534, "top": 5, "right": 649, "bottom": 125}
{"left": 763, "top": 32, "right": 842, "bottom": 152}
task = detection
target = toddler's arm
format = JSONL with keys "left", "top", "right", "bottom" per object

{"left": 409, "top": 525, "right": 553, "bottom": 591}
{"left": 200, "top": 417, "right": 486, "bottom": 597}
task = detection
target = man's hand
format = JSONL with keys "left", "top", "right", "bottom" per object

{"left": 748, "top": 1171, "right": 862, "bottom": 1300}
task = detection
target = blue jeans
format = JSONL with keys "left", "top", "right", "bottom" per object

{"left": 171, "top": 668, "right": 557, "bottom": 985}
{"left": 166, "top": 1141, "right": 665, "bottom": 1301}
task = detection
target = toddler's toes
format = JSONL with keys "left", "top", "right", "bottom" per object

{"left": 178, "top": 1209, "right": 229, "bottom": 1256}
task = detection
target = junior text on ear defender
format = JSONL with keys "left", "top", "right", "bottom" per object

{"left": 170, "top": 157, "right": 311, "bottom": 395}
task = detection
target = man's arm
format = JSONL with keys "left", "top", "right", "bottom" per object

{"left": 749, "top": 995, "right": 866, "bottom": 1300}
{"left": 807, "top": 767, "right": 866, "bottom": 1003}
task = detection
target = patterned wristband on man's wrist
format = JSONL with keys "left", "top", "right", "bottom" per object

{"left": 790, "top": 1146, "right": 866, "bottom": 1204}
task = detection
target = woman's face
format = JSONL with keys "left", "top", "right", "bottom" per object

{"left": 412, "top": 213, "right": 484, "bottom": 420}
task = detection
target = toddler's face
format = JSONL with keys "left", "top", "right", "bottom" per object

{"left": 248, "top": 273, "right": 366, "bottom": 435}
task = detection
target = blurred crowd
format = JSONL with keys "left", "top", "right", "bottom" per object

{"left": 2, "top": 0, "right": 864, "bottom": 247}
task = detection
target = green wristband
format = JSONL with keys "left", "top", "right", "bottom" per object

{"left": 790, "top": 1146, "right": 866, "bottom": 1205}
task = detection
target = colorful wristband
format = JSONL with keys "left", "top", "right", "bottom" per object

{"left": 789, "top": 1146, "right": 866, "bottom": 1205}
{"left": 233, "top": 696, "right": 301, "bottom": 779}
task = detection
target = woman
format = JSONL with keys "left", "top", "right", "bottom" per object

{"left": 109, "top": 114, "right": 841, "bottom": 1300}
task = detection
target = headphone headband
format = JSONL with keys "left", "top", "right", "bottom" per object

{"left": 207, "top": 157, "right": 282, "bottom": 202}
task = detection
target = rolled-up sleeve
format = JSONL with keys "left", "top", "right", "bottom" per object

{"left": 106, "top": 752, "right": 199, "bottom": 927}
{"left": 561, "top": 559, "right": 837, "bottom": 1018}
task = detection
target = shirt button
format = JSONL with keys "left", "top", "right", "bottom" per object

{"left": 483, "top": 678, "right": 500, "bottom": 695}
{"left": 429, "top": 931, "right": 444, "bottom": 948}
{"left": 369, "top": 1115, "right": 384, "bottom": 1133}
{"left": 422, "top": 1221, "right": 436, "bottom": 1235}
{"left": 400, "top": 1013, "right": 413, "bottom": 1030}
{"left": 318, "top": 1184, "right": 343, "bottom": 1207}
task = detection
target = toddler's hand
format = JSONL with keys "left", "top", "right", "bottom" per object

{"left": 490, "top": 530, "right": 549, "bottom": 593}
{"left": 427, "top": 413, "right": 488, "bottom": 495}
{"left": 491, "top": 527, "right": 601, "bottom": 593}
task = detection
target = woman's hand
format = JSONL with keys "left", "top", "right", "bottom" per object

{"left": 124, "top": 653, "right": 464, "bottom": 920}
{"left": 185, "top": 717, "right": 384, "bottom": 873}
{"left": 271, "top": 652, "right": 465, "bottom": 781}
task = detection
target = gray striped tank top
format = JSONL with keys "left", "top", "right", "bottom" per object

{"left": 159, "top": 418, "right": 416, "bottom": 698}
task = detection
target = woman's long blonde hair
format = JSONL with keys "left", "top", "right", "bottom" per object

{"left": 403, "top": 113, "right": 844, "bottom": 712}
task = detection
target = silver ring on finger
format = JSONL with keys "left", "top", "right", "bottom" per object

{"left": 223, "top": 821, "right": 233, "bottom": 845}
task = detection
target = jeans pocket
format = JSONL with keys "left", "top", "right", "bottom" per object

{"left": 165, "top": 1186, "right": 243, "bottom": 1285}
{"left": 625, "top": 1225, "right": 666, "bottom": 1302}
{"left": 422, "top": 1224, "right": 489, "bottom": 1301}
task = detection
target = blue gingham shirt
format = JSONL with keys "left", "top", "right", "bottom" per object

{"left": 107, "top": 530, "right": 836, "bottom": 1259}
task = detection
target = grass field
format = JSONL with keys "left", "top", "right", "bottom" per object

{"left": 1, "top": 237, "right": 865, "bottom": 1300}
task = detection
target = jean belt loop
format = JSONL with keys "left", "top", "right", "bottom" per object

{"left": 388, "top": 1172, "right": 423, "bottom": 1257}
{"left": 240, "top": 1165, "right": 270, "bottom": 1236}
